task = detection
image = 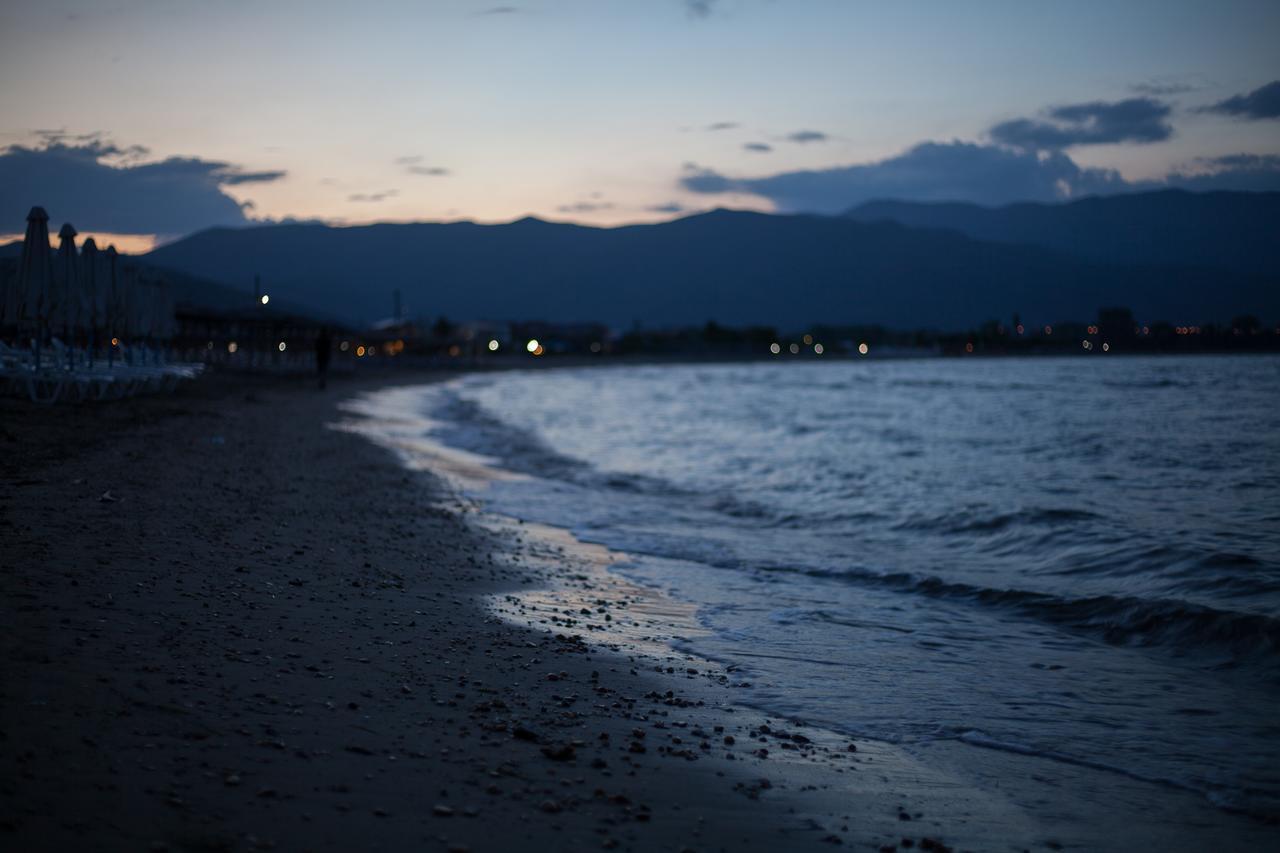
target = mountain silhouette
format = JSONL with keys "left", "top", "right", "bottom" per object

{"left": 846, "top": 189, "right": 1280, "bottom": 277}
{"left": 143, "top": 198, "right": 1277, "bottom": 330}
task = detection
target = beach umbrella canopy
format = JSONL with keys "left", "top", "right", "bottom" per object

{"left": 16, "top": 206, "right": 54, "bottom": 338}
{"left": 54, "top": 222, "right": 79, "bottom": 339}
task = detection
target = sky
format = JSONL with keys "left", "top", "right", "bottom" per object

{"left": 1, "top": 0, "right": 1278, "bottom": 250}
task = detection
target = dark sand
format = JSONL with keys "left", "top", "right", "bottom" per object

{"left": 2, "top": 370, "right": 1274, "bottom": 852}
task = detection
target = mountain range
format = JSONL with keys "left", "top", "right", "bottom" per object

{"left": 846, "top": 190, "right": 1280, "bottom": 278}
{"left": 143, "top": 189, "right": 1278, "bottom": 330}
{"left": 7, "top": 189, "right": 1278, "bottom": 331}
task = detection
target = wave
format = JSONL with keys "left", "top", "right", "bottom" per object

{"left": 760, "top": 565, "right": 1280, "bottom": 663}
{"left": 1100, "top": 378, "right": 1194, "bottom": 389}
{"left": 893, "top": 505, "right": 1103, "bottom": 535}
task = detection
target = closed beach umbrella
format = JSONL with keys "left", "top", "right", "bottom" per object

{"left": 121, "top": 262, "right": 142, "bottom": 344}
{"left": 138, "top": 269, "right": 157, "bottom": 342}
{"left": 54, "top": 222, "right": 79, "bottom": 343}
{"left": 17, "top": 206, "right": 54, "bottom": 351}
{"left": 1, "top": 252, "right": 14, "bottom": 338}
{"left": 156, "top": 275, "right": 175, "bottom": 345}
{"left": 81, "top": 238, "right": 100, "bottom": 361}
{"left": 105, "top": 245, "right": 119, "bottom": 364}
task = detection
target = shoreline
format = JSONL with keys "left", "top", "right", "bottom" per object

{"left": 347, "top": 371, "right": 1280, "bottom": 845}
{"left": 3, "top": 370, "right": 1275, "bottom": 851}
{"left": 1, "top": 370, "right": 984, "bottom": 852}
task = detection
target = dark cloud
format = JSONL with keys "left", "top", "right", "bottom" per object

{"left": 1164, "top": 153, "right": 1280, "bottom": 192}
{"left": 685, "top": 0, "right": 717, "bottom": 18}
{"left": 1199, "top": 80, "right": 1280, "bottom": 120}
{"left": 680, "top": 141, "right": 1130, "bottom": 213}
{"left": 556, "top": 201, "right": 615, "bottom": 213}
{"left": 0, "top": 135, "right": 285, "bottom": 235}
{"left": 989, "top": 97, "right": 1173, "bottom": 150}
{"left": 29, "top": 130, "right": 151, "bottom": 162}
{"left": 706, "top": 121, "right": 739, "bottom": 131}
{"left": 348, "top": 190, "right": 398, "bottom": 202}
{"left": 645, "top": 202, "right": 688, "bottom": 213}
{"left": 785, "top": 130, "right": 828, "bottom": 144}
{"left": 743, "top": 142, "right": 772, "bottom": 153}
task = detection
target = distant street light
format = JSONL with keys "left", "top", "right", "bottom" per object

{"left": 260, "top": 294, "right": 270, "bottom": 305}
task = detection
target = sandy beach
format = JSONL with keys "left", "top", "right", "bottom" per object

{"left": 3, "top": 369, "right": 1275, "bottom": 852}
{"left": 0, "top": 370, "right": 956, "bottom": 852}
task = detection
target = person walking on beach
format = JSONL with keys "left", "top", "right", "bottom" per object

{"left": 315, "top": 327, "right": 332, "bottom": 389}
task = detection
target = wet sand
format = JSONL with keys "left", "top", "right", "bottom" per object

{"left": 2, "top": 370, "right": 1274, "bottom": 852}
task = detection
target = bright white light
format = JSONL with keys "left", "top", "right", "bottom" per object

{"left": 488, "top": 339, "right": 500, "bottom": 352}
{"left": 526, "top": 339, "right": 540, "bottom": 353}
{"left": 260, "top": 294, "right": 270, "bottom": 305}
{"left": 814, "top": 343, "right": 824, "bottom": 354}
{"left": 278, "top": 341, "right": 287, "bottom": 352}
{"left": 769, "top": 342, "right": 781, "bottom": 354}
{"left": 858, "top": 342, "right": 869, "bottom": 355}
{"left": 228, "top": 341, "right": 238, "bottom": 353}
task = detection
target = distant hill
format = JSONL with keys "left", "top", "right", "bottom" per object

{"left": 143, "top": 205, "right": 1278, "bottom": 330}
{"left": 846, "top": 190, "right": 1280, "bottom": 277}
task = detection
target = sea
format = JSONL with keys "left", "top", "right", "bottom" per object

{"left": 374, "top": 354, "right": 1280, "bottom": 817}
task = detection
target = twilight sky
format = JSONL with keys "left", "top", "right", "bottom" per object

{"left": 2, "top": 0, "right": 1278, "bottom": 250}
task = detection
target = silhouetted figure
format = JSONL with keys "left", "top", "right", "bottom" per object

{"left": 315, "top": 327, "right": 332, "bottom": 389}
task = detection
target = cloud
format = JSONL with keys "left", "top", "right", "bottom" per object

{"left": 681, "top": 137, "right": 1280, "bottom": 214}
{"left": 0, "top": 134, "right": 285, "bottom": 235}
{"left": 1164, "top": 153, "right": 1280, "bottom": 192}
{"left": 1199, "top": 80, "right": 1280, "bottom": 120}
{"left": 706, "top": 121, "right": 739, "bottom": 131}
{"left": 989, "top": 97, "right": 1173, "bottom": 150}
{"left": 348, "top": 190, "right": 398, "bottom": 202}
{"left": 785, "top": 130, "right": 828, "bottom": 144}
{"left": 685, "top": 0, "right": 718, "bottom": 18}
{"left": 556, "top": 201, "right": 615, "bottom": 213}
{"left": 743, "top": 142, "right": 772, "bottom": 153}
{"left": 395, "top": 155, "right": 450, "bottom": 176}
{"left": 645, "top": 201, "right": 688, "bottom": 213}
{"left": 477, "top": 5, "right": 521, "bottom": 14}
{"left": 680, "top": 141, "right": 1131, "bottom": 213}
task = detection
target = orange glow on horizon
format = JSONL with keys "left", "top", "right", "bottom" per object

{"left": 0, "top": 231, "right": 160, "bottom": 255}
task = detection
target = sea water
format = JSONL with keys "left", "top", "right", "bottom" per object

{"left": 408, "top": 355, "right": 1280, "bottom": 816}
